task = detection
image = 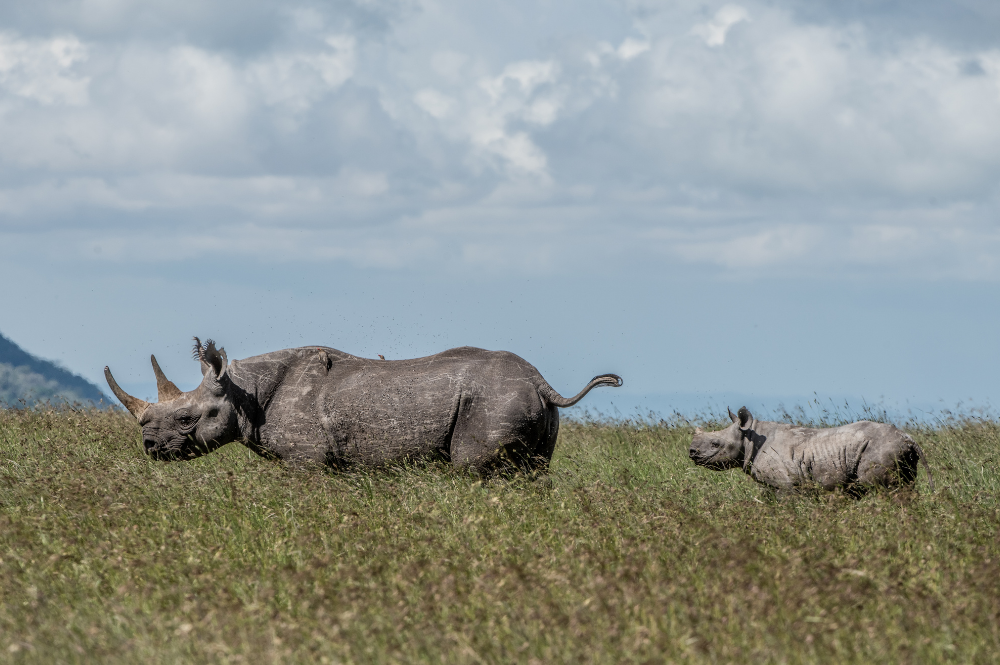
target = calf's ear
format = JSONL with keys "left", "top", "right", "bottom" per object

{"left": 737, "top": 406, "right": 753, "bottom": 431}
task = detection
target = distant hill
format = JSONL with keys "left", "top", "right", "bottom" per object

{"left": 0, "top": 332, "right": 108, "bottom": 407}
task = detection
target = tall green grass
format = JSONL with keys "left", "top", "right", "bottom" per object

{"left": 0, "top": 407, "right": 997, "bottom": 663}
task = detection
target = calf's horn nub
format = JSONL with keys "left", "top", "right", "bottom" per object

{"left": 104, "top": 366, "right": 151, "bottom": 419}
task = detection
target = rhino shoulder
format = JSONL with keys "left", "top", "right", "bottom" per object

{"left": 294, "top": 346, "right": 359, "bottom": 362}
{"left": 748, "top": 449, "right": 798, "bottom": 490}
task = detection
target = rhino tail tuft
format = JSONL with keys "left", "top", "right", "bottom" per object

{"left": 539, "top": 374, "right": 623, "bottom": 408}
{"left": 912, "top": 441, "right": 934, "bottom": 491}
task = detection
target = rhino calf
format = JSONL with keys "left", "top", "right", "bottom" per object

{"left": 105, "top": 338, "right": 622, "bottom": 475}
{"left": 689, "top": 407, "right": 933, "bottom": 493}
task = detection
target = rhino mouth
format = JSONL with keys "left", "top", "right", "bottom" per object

{"left": 690, "top": 453, "right": 717, "bottom": 468}
{"left": 689, "top": 449, "right": 735, "bottom": 469}
{"left": 143, "top": 431, "right": 210, "bottom": 460}
{"left": 688, "top": 447, "right": 712, "bottom": 465}
{"left": 143, "top": 438, "right": 185, "bottom": 461}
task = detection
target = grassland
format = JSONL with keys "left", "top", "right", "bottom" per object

{"left": 0, "top": 407, "right": 997, "bottom": 664}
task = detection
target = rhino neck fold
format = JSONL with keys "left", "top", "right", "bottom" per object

{"left": 223, "top": 357, "right": 288, "bottom": 448}
{"left": 741, "top": 420, "right": 763, "bottom": 472}
{"left": 224, "top": 347, "right": 355, "bottom": 453}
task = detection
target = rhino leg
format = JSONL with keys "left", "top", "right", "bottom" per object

{"left": 449, "top": 390, "right": 557, "bottom": 476}
{"left": 855, "top": 440, "right": 920, "bottom": 489}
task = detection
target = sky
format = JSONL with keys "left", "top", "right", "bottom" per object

{"left": 1, "top": 0, "right": 999, "bottom": 420}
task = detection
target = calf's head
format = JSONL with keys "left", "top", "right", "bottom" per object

{"left": 689, "top": 407, "right": 754, "bottom": 469}
{"left": 105, "top": 338, "right": 239, "bottom": 460}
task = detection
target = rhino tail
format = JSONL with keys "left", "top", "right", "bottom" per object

{"left": 538, "top": 374, "right": 623, "bottom": 408}
{"left": 912, "top": 440, "right": 935, "bottom": 491}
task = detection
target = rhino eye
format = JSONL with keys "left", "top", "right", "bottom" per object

{"left": 177, "top": 415, "right": 195, "bottom": 426}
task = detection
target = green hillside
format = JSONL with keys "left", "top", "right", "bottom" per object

{"left": 0, "top": 331, "right": 107, "bottom": 406}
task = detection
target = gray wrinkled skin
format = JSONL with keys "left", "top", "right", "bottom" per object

{"left": 105, "top": 339, "right": 622, "bottom": 475}
{"left": 689, "top": 407, "right": 934, "bottom": 493}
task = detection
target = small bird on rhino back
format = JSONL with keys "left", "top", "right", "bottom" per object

{"left": 689, "top": 407, "right": 933, "bottom": 494}
{"left": 104, "top": 337, "right": 622, "bottom": 475}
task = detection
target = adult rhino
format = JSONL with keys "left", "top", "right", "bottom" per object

{"left": 105, "top": 338, "right": 622, "bottom": 474}
{"left": 689, "top": 407, "right": 933, "bottom": 493}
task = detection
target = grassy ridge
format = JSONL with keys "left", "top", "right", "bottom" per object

{"left": 0, "top": 409, "right": 997, "bottom": 663}
{"left": 0, "top": 332, "right": 107, "bottom": 407}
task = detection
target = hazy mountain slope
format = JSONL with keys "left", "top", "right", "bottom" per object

{"left": 0, "top": 332, "right": 107, "bottom": 406}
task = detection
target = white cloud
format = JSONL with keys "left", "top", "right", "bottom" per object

{"left": 586, "top": 36, "right": 650, "bottom": 67}
{"left": 691, "top": 5, "right": 751, "bottom": 47}
{"left": 471, "top": 61, "right": 563, "bottom": 174}
{"left": 0, "top": 33, "right": 90, "bottom": 105}
{"left": 631, "top": 7, "right": 1000, "bottom": 200}
{"left": 0, "top": 168, "right": 390, "bottom": 225}
{"left": 414, "top": 59, "right": 564, "bottom": 176}
{"left": 414, "top": 88, "right": 455, "bottom": 118}
{"left": 247, "top": 34, "right": 356, "bottom": 113}
{"left": 617, "top": 37, "right": 651, "bottom": 60}
{"left": 481, "top": 60, "right": 559, "bottom": 100}
{"left": 652, "top": 223, "right": 823, "bottom": 270}
{"left": 0, "top": 0, "right": 999, "bottom": 282}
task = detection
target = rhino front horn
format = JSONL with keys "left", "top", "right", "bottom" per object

{"left": 104, "top": 366, "right": 151, "bottom": 419}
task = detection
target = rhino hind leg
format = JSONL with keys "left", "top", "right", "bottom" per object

{"left": 449, "top": 395, "right": 558, "bottom": 476}
{"left": 854, "top": 441, "right": 921, "bottom": 490}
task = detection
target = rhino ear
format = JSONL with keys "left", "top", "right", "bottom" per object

{"left": 737, "top": 406, "right": 753, "bottom": 431}
{"left": 193, "top": 337, "right": 228, "bottom": 380}
{"left": 193, "top": 337, "right": 229, "bottom": 389}
{"left": 204, "top": 340, "right": 228, "bottom": 379}
{"left": 193, "top": 337, "right": 210, "bottom": 376}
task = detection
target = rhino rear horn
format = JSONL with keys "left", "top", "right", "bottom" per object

{"left": 104, "top": 367, "right": 151, "bottom": 419}
{"left": 151, "top": 355, "right": 183, "bottom": 402}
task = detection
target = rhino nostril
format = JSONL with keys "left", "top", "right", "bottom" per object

{"left": 143, "top": 439, "right": 156, "bottom": 453}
